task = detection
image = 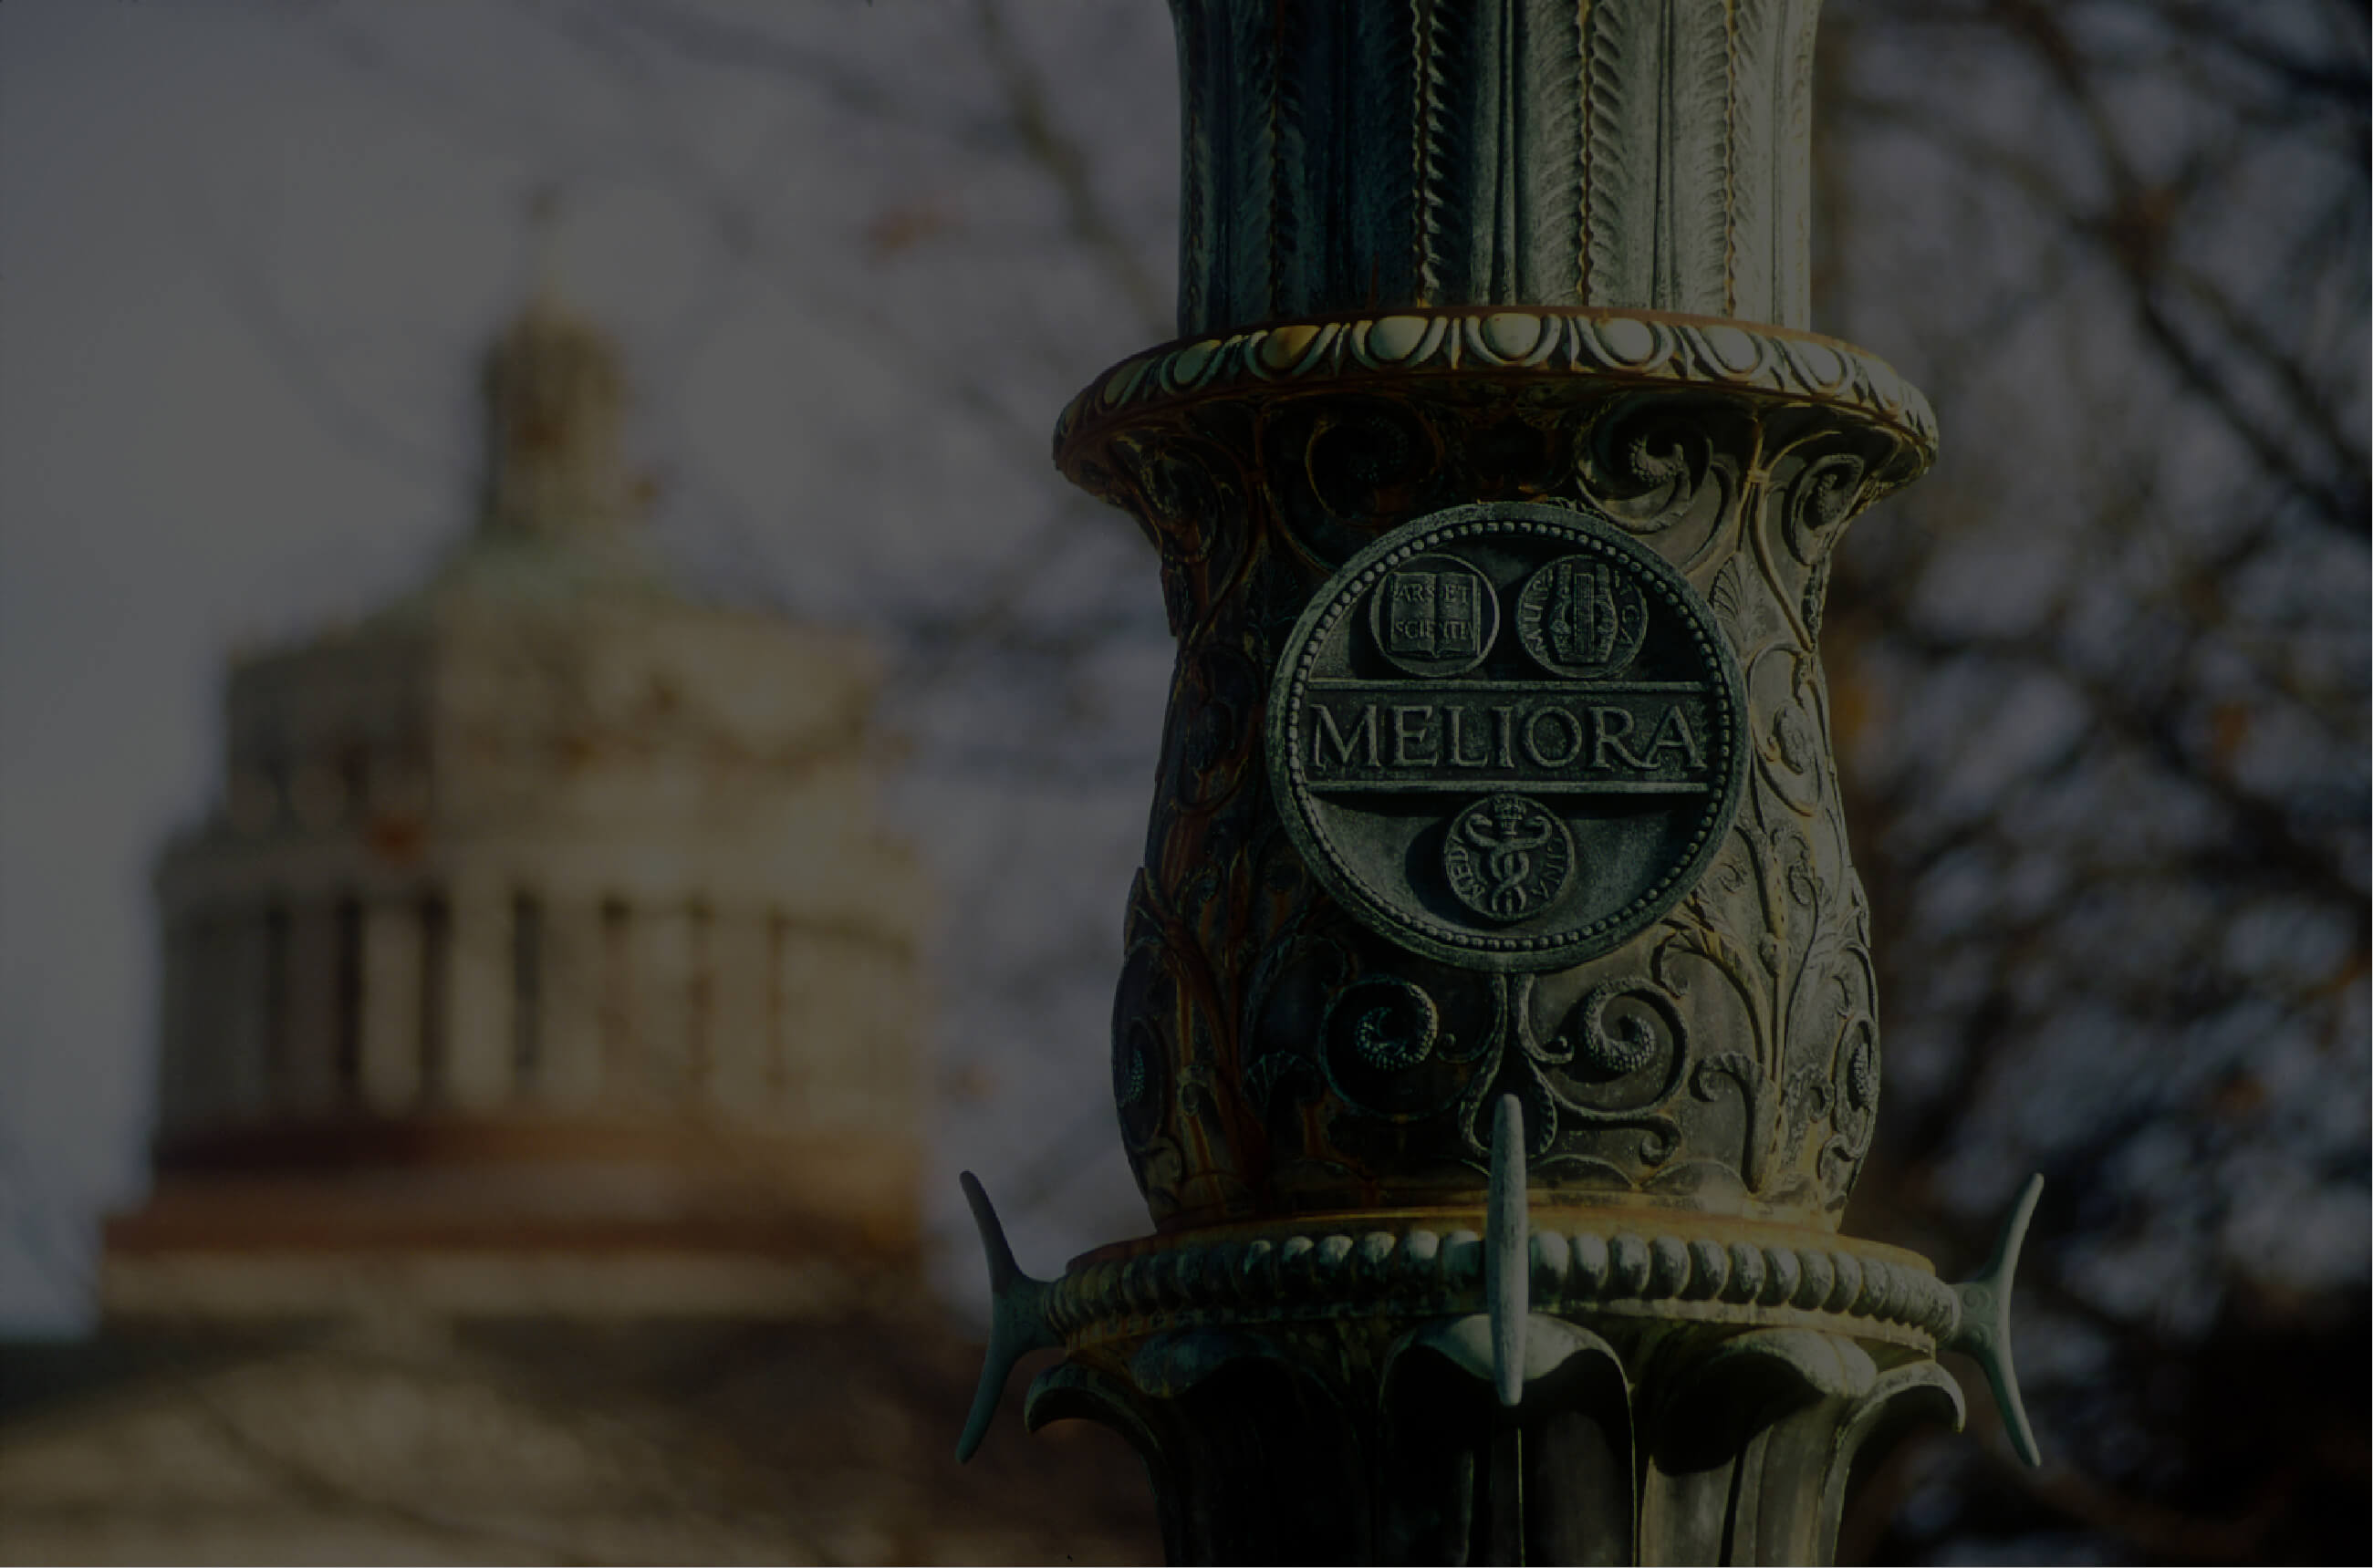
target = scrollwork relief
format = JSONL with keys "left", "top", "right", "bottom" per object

{"left": 1574, "top": 393, "right": 1747, "bottom": 566}
{"left": 1077, "top": 330, "right": 1911, "bottom": 1230}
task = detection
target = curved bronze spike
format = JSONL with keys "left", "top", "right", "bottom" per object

{"left": 955, "top": 1170, "right": 1060, "bottom": 1462}
{"left": 1946, "top": 1172, "right": 2045, "bottom": 1467}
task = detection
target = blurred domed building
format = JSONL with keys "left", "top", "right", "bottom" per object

{"left": 112, "top": 281, "right": 926, "bottom": 1321}
{"left": 0, "top": 284, "right": 1153, "bottom": 1564}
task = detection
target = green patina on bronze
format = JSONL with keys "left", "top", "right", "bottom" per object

{"left": 1267, "top": 502, "right": 1748, "bottom": 973}
{"left": 960, "top": 4, "right": 2042, "bottom": 1562}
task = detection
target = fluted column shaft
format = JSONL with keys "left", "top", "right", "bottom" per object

{"left": 1172, "top": 0, "right": 1819, "bottom": 337}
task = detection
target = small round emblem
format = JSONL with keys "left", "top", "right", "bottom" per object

{"left": 1266, "top": 501, "right": 1747, "bottom": 971}
{"left": 1515, "top": 555, "right": 1649, "bottom": 678}
{"left": 1442, "top": 794, "right": 1576, "bottom": 922}
{"left": 1367, "top": 553, "right": 1498, "bottom": 676}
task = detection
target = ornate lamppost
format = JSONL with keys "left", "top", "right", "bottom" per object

{"left": 962, "top": 5, "right": 2039, "bottom": 1562}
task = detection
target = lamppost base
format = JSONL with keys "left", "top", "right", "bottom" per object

{"left": 959, "top": 1131, "right": 2042, "bottom": 1565}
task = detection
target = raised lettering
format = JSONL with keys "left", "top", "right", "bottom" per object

{"left": 1388, "top": 575, "right": 1438, "bottom": 655}
{"left": 1393, "top": 705, "right": 1439, "bottom": 766}
{"left": 1641, "top": 704, "right": 1706, "bottom": 771}
{"left": 1436, "top": 576, "right": 1481, "bottom": 657}
{"left": 1447, "top": 706, "right": 1492, "bottom": 767}
{"left": 1523, "top": 707, "right": 1585, "bottom": 769}
{"left": 1494, "top": 706, "right": 1516, "bottom": 768}
{"left": 1592, "top": 707, "right": 1653, "bottom": 770}
{"left": 1314, "top": 704, "right": 1381, "bottom": 770}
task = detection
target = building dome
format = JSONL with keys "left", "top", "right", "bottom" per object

{"left": 105, "top": 288, "right": 930, "bottom": 1320}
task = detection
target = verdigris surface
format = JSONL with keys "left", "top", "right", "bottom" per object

{"left": 1070, "top": 316, "right": 1925, "bottom": 1231}
{"left": 961, "top": 5, "right": 2038, "bottom": 1563}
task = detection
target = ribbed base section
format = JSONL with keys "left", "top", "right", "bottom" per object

{"left": 1026, "top": 1218, "right": 1963, "bottom": 1565}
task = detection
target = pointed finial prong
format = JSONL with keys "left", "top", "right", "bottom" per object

{"left": 1486, "top": 1094, "right": 1529, "bottom": 1408}
{"left": 955, "top": 1170, "right": 1060, "bottom": 1462}
{"left": 1946, "top": 1172, "right": 2045, "bottom": 1468}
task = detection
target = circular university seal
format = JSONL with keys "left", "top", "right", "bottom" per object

{"left": 1266, "top": 502, "right": 1748, "bottom": 971}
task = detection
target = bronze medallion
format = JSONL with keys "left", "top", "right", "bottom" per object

{"left": 1267, "top": 501, "right": 1747, "bottom": 971}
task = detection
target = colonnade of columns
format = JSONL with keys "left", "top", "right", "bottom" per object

{"left": 154, "top": 881, "right": 917, "bottom": 1137}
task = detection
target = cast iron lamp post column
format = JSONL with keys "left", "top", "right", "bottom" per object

{"left": 962, "top": 5, "right": 2038, "bottom": 1562}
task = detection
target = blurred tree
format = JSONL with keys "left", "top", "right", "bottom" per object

{"left": 1816, "top": 1, "right": 2368, "bottom": 1561}
{"left": 141, "top": 1, "right": 2368, "bottom": 1561}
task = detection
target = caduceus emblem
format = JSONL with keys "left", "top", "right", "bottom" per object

{"left": 1466, "top": 797, "right": 1554, "bottom": 915}
{"left": 1441, "top": 793, "right": 1577, "bottom": 923}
